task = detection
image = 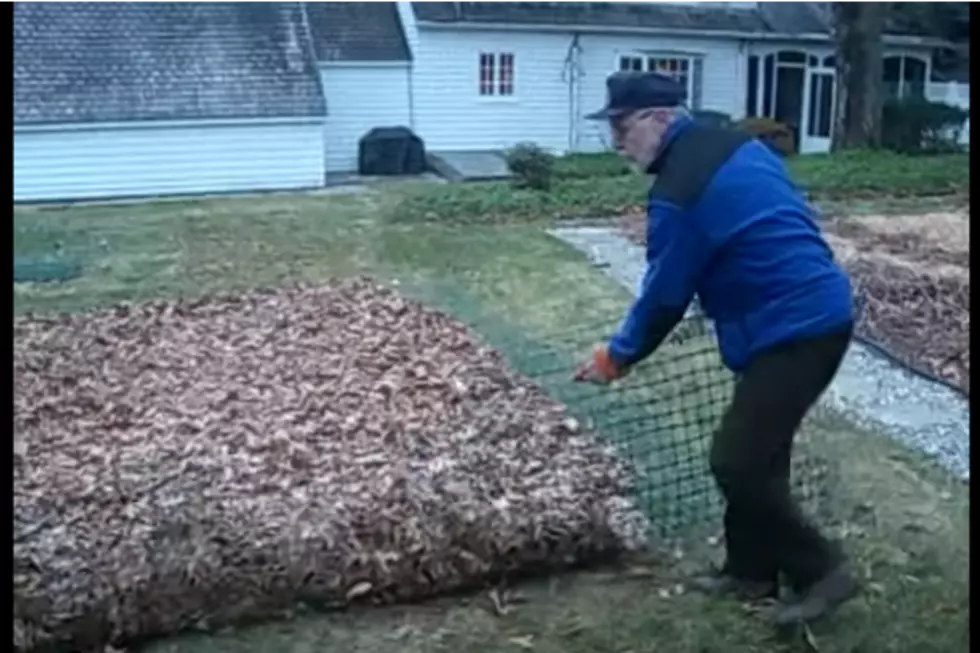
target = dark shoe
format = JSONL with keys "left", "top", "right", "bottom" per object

{"left": 773, "top": 563, "right": 860, "bottom": 625}
{"left": 688, "top": 568, "right": 778, "bottom": 601}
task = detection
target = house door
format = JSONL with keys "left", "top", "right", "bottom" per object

{"left": 774, "top": 65, "right": 805, "bottom": 151}
{"left": 801, "top": 67, "right": 835, "bottom": 154}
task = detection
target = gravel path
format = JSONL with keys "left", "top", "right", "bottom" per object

{"left": 550, "top": 226, "right": 970, "bottom": 482}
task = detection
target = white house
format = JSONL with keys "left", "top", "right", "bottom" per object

{"left": 13, "top": 2, "right": 329, "bottom": 203}
{"left": 13, "top": 2, "right": 960, "bottom": 203}
{"left": 305, "top": 3, "right": 414, "bottom": 174}
{"left": 403, "top": 1, "right": 950, "bottom": 157}
{"left": 14, "top": 2, "right": 421, "bottom": 201}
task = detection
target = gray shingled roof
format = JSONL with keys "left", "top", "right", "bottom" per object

{"left": 412, "top": 2, "right": 949, "bottom": 40}
{"left": 760, "top": 2, "right": 950, "bottom": 39}
{"left": 412, "top": 2, "right": 769, "bottom": 33}
{"left": 304, "top": 3, "right": 411, "bottom": 62}
{"left": 14, "top": 2, "right": 326, "bottom": 126}
{"left": 804, "top": 0, "right": 956, "bottom": 39}
{"left": 756, "top": 2, "right": 832, "bottom": 35}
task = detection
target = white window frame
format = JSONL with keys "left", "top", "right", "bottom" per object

{"left": 478, "top": 51, "right": 516, "bottom": 98}
{"left": 883, "top": 53, "right": 930, "bottom": 99}
{"left": 616, "top": 53, "right": 695, "bottom": 106}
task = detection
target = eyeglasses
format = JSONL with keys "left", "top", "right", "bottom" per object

{"left": 610, "top": 110, "right": 652, "bottom": 141}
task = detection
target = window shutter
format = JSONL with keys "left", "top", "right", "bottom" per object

{"left": 691, "top": 57, "right": 704, "bottom": 110}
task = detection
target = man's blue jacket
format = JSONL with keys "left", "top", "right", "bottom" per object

{"left": 607, "top": 116, "right": 853, "bottom": 373}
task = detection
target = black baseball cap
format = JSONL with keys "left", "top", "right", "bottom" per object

{"left": 585, "top": 71, "right": 687, "bottom": 120}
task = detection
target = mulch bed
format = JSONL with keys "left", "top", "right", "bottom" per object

{"left": 618, "top": 212, "right": 970, "bottom": 394}
{"left": 14, "top": 278, "right": 649, "bottom": 652}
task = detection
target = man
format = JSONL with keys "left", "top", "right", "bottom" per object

{"left": 574, "top": 71, "right": 858, "bottom": 626}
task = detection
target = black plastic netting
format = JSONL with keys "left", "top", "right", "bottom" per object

{"left": 401, "top": 280, "right": 832, "bottom": 541}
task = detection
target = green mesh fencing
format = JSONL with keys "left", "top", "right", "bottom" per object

{"left": 401, "top": 278, "right": 831, "bottom": 541}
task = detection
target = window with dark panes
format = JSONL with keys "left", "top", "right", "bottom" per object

{"left": 903, "top": 57, "right": 926, "bottom": 98}
{"left": 882, "top": 55, "right": 928, "bottom": 99}
{"left": 479, "top": 52, "right": 515, "bottom": 96}
{"left": 479, "top": 53, "right": 495, "bottom": 95}
{"left": 777, "top": 51, "right": 807, "bottom": 65}
{"left": 619, "top": 56, "right": 644, "bottom": 72}
{"left": 746, "top": 55, "right": 759, "bottom": 117}
{"left": 762, "top": 55, "right": 775, "bottom": 117}
{"left": 498, "top": 53, "right": 514, "bottom": 95}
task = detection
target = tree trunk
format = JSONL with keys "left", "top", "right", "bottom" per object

{"left": 832, "top": 2, "right": 887, "bottom": 151}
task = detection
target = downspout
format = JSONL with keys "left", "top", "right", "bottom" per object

{"left": 562, "top": 32, "right": 583, "bottom": 152}
{"left": 407, "top": 69, "right": 416, "bottom": 131}
{"left": 395, "top": 2, "right": 420, "bottom": 131}
{"left": 735, "top": 40, "right": 746, "bottom": 118}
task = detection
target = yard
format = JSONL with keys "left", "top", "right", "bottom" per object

{"left": 616, "top": 154, "right": 971, "bottom": 397}
{"left": 13, "top": 163, "right": 969, "bottom": 653}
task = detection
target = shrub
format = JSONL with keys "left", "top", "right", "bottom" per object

{"left": 504, "top": 142, "right": 556, "bottom": 191}
{"left": 691, "top": 110, "right": 733, "bottom": 129}
{"left": 392, "top": 176, "right": 649, "bottom": 225}
{"left": 881, "top": 97, "right": 968, "bottom": 155}
{"left": 735, "top": 117, "right": 796, "bottom": 157}
{"left": 554, "top": 152, "right": 634, "bottom": 179}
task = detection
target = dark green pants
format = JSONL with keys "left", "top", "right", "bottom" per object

{"left": 710, "top": 324, "right": 852, "bottom": 590}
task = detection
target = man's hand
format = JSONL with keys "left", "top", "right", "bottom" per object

{"left": 574, "top": 345, "right": 629, "bottom": 384}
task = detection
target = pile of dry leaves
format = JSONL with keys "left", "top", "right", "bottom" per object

{"left": 845, "top": 257, "right": 969, "bottom": 390}
{"left": 14, "top": 278, "right": 649, "bottom": 652}
{"left": 619, "top": 211, "right": 970, "bottom": 394}
{"left": 823, "top": 214, "right": 970, "bottom": 393}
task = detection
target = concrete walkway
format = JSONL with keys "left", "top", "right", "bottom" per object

{"left": 427, "top": 151, "right": 511, "bottom": 182}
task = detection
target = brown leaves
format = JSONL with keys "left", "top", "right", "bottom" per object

{"left": 13, "top": 277, "right": 649, "bottom": 652}
{"left": 848, "top": 257, "right": 969, "bottom": 392}
{"left": 825, "top": 214, "right": 970, "bottom": 393}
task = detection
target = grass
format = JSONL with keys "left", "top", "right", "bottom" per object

{"left": 389, "top": 175, "right": 648, "bottom": 225}
{"left": 554, "top": 151, "right": 634, "bottom": 180}
{"left": 13, "top": 191, "right": 622, "bottom": 319}
{"left": 15, "top": 187, "right": 969, "bottom": 653}
{"left": 788, "top": 150, "right": 970, "bottom": 199}
{"left": 394, "top": 149, "right": 970, "bottom": 225}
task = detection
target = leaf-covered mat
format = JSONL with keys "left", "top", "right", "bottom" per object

{"left": 14, "top": 278, "right": 649, "bottom": 652}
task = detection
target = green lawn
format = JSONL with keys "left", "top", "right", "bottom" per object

{"left": 14, "top": 190, "right": 631, "bottom": 320}
{"left": 14, "top": 187, "right": 969, "bottom": 653}
{"left": 788, "top": 150, "right": 970, "bottom": 198}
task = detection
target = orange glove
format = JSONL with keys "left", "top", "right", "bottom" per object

{"left": 574, "top": 345, "right": 629, "bottom": 384}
